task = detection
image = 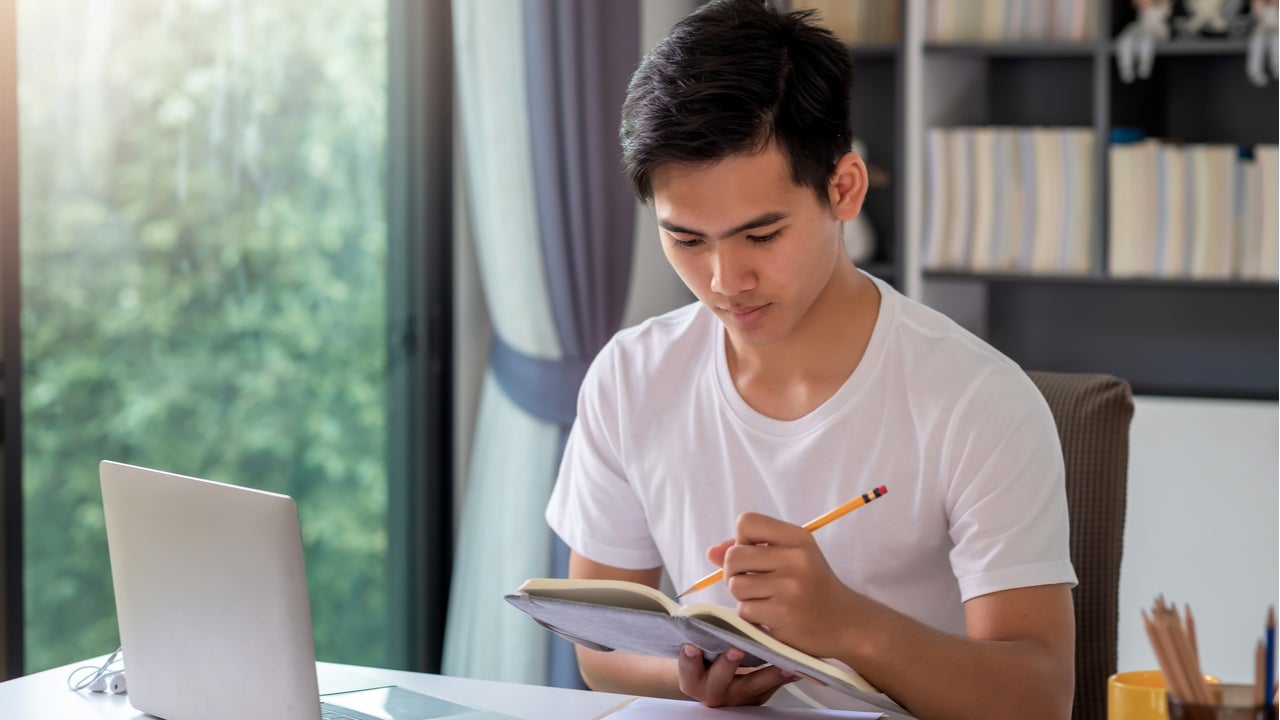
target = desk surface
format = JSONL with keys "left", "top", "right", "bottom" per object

{"left": 0, "top": 658, "right": 633, "bottom": 720}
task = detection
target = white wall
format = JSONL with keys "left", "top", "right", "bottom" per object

{"left": 1116, "top": 395, "right": 1279, "bottom": 684}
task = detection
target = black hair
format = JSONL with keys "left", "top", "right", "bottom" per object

{"left": 619, "top": 0, "right": 853, "bottom": 204}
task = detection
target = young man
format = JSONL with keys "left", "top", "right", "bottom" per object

{"left": 545, "top": 1, "right": 1077, "bottom": 718}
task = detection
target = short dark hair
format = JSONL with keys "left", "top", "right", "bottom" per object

{"left": 620, "top": 0, "right": 853, "bottom": 204}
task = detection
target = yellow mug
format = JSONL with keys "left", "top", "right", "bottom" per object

{"left": 1108, "top": 670, "right": 1221, "bottom": 720}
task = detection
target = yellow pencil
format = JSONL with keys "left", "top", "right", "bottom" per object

{"left": 676, "top": 485, "right": 888, "bottom": 599}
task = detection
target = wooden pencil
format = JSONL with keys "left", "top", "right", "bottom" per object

{"left": 1184, "top": 605, "right": 1199, "bottom": 664}
{"left": 1141, "top": 610, "right": 1178, "bottom": 697}
{"left": 1144, "top": 600, "right": 1213, "bottom": 705}
{"left": 1171, "top": 605, "right": 1211, "bottom": 705}
{"left": 1258, "top": 639, "right": 1266, "bottom": 708}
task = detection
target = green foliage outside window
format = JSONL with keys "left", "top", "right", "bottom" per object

{"left": 17, "top": 0, "right": 389, "bottom": 672}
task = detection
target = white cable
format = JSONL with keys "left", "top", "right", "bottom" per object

{"left": 66, "top": 647, "right": 124, "bottom": 692}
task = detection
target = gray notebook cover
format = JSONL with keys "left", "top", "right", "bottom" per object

{"left": 503, "top": 592, "right": 906, "bottom": 715}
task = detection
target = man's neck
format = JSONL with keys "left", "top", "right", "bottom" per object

{"left": 724, "top": 263, "right": 881, "bottom": 421}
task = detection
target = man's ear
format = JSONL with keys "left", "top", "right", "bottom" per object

{"left": 827, "top": 150, "right": 869, "bottom": 221}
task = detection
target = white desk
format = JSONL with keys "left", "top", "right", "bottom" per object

{"left": 0, "top": 657, "right": 633, "bottom": 720}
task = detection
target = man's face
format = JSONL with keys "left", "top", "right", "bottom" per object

{"left": 651, "top": 142, "right": 846, "bottom": 349}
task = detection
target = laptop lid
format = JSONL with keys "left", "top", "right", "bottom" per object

{"left": 100, "top": 461, "right": 517, "bottom": 720}
{"left": 100, "top": 460, "right": 323, "bottom": 720}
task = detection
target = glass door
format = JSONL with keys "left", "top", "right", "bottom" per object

{"left": 16, "top": 0, "right": 390, "bottom": 671}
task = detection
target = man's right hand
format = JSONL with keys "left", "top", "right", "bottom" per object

{"left": 675, "top": 643, "right": 796, "bottom": 707}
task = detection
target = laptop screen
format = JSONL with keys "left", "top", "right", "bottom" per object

{"left": 100, "top": 460, "right": 328, "bottom": 720}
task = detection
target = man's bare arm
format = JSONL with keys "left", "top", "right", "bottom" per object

{"left": 824, "top": 583, "right": 1075, "bottom": 720}
{"left": 566, "top": 552, "right": 686, "bottom": 699}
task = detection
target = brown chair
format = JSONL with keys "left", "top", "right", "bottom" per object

{"left": 1027, "top": 371, "right": 1134, "bottom": 720}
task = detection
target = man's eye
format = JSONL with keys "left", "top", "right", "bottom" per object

{"left": 747, "top": 230, "right": 780, "bottom": 244}
{"left": 673, "top": 237, "right": 702, "bottom": 249}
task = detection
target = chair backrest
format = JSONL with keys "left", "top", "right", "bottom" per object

{"left": 1026, "top": 371, "right": 1134, "bottom": 720}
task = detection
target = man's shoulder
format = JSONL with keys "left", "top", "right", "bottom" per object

{"left": 886, "top": 289, "right": 1024, "bottom": 382}
{"left": 607, "top": 300, "right": 712, "bottom": 360}
{"left": 575, "top": 301, "right": 716, "bottom": 423}
{"left": 583, "top": 300, "right": 713, "bottom": 389}
{"left": 876, "top": 287, "right": 1041, "bottom": 414}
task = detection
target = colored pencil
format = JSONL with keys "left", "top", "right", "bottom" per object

{"left": 1143, "top": 598, "right": 1213, "bottom": 705}
{"left": 675, "top": 485, "right": 888, "bottom": 599}
{"left": 1267, "top": 607, "right": 1275, "bottom": 708}
{"left": 1184, "top": 605, "right": 1198, "bottom": 663}
{"left": 1257, "top": 639, "right": 1266, "bottom": 708}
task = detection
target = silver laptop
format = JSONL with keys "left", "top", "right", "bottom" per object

{"left": 100, "top": 460, "right": 513, "bottom": 720}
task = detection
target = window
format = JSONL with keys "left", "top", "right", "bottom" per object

{"left": 17, "top": 0, "right": 389, "bottom": 672}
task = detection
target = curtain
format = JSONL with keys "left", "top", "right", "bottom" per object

{"left": 443, "top": 0, "right": 638, "bottom": 686}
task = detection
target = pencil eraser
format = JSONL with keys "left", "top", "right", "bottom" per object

{"left": 876, "top": 485, "right": 887, "bottom": 495}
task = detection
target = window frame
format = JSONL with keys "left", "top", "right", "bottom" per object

{"left": 385, "top": 0, "right": 455, "bottom": 673}
{"left": 0, "top": 0, "right": 24, "bottom": 682}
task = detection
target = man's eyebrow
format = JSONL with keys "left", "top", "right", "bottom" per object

{"left": 657, "top": 212, "right": 788, "bottom": 240}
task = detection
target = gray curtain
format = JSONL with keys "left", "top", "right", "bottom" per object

{"left": 444, "top": 0, "right": 637, "bottom": 687}
{"left": 516, "top": 0, "right": 639, "bottom": 688}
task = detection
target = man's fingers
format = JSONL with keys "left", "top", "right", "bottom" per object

{"left": 705, "top": 538, "right": 734, "bottom": 566}
{"left": 677, "top": 643, "right": 795, "bottom": 707}
{"left": 699, "top": 647, "right": 745, "bottom": 705}
{"left": 723, "top": 544, "right": 812, "bottom": 588}
{"left": 735, "top": 511, "right": 810, "bottom": 546}
{"left": 676, "top": 643, "right": 706, "bottom": 697}
{"left": 732, "top": 664, "right": 797, "bottom": 702}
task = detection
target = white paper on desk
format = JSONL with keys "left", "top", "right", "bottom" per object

{"left": 597, "top": 697, "right": 885, "bottom": 720}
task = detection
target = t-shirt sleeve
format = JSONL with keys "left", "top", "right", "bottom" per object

{"left": 545, "top": 341, "right": 664, "bottom": 570}
{"left": 943, "top": 366, "right": 1079, "bottom": 601}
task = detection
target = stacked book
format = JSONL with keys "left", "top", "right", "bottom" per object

{"left": 790, "top": 0, "right": 900, "bottom": 45}
{"left": 925, "top": 0, "right": 1096, "bottom": 43}
{"left": 1109, "top": 142, "right": 1279, "bottom": 281}
{"left": 922, "top": 126, "right": 1095, "bottom": 275}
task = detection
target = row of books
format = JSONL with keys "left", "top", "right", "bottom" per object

{"left": 790, "top": 0, "right": 900, "bottom": 45}
{"left": 926, "top": 0, "right": 1097, "bottom": 43}
{"left": 921, "top": 127, "right": 1280, "bottom": 281}
{"left": 1109, "top": 142, "right": 1278, "bottom": 281}
{"left": 922, "top": 127, "right": 1094, "bottom": 275}
{"left": 792, "top": 0, "right": 1096, "bottom": 45}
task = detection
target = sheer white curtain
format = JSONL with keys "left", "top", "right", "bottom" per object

{"left": 443, "top": 0, "right": 564, "bottom": 684}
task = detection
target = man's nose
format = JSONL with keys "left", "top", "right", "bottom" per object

{"left": 709, "top": 245, "right": 757, "bottom": 296}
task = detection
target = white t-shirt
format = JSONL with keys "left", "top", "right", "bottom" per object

{"left": 546, "top": 273, "right": 1077, "bottom": 682}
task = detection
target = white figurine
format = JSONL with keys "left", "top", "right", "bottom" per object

{"left": 1177, "top": 0, "right": 1250, "bottom": 36}
{"left": 1248, "top": 0, "right": 1279, "bottom": 85}
{"left": 1117, "top": 0, "right": 1172, "bottom": 83}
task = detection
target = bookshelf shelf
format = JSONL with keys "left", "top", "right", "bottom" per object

{"left": 925, "top": 42, "right": 1098, "bottom": 58}
{"left": 1133, "top": 39, "right": 1253, "bottom": 57}
{"left": 925, "top": 270, "right": 1279, "bottom": 292}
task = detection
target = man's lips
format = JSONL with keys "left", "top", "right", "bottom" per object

{"left": 723, "top": 303, "right": 767, "bottom": 317}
